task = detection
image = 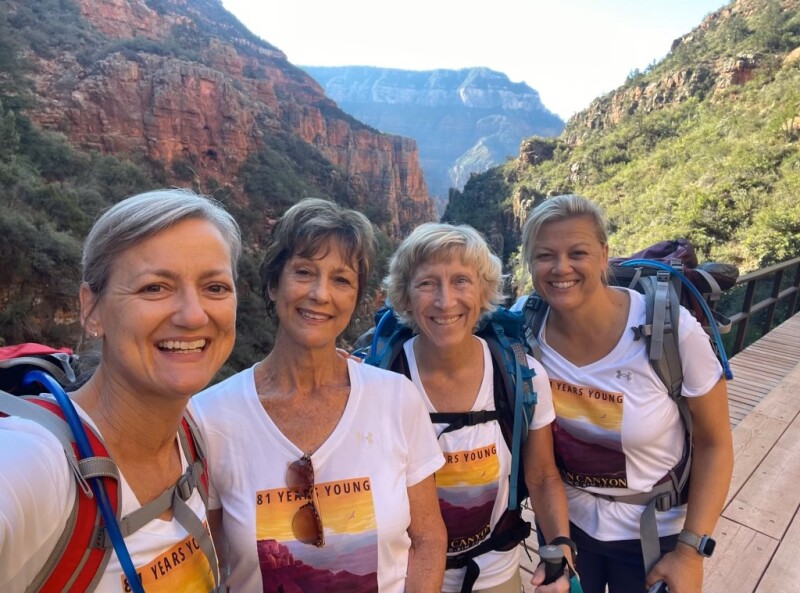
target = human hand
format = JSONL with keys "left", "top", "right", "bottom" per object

{"left": 646, "top": 546, "right": 703, "bottom": 593}
{"left": 530, "top": 561, "right": 571, "bottom": 592}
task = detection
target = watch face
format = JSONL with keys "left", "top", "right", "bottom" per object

{"left": 700, "top": 536, "right": 716, "bottom": 557}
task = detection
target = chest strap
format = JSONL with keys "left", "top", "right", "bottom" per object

{"left": 429, "top": 410, "right": 500, "bottom": 436}
{"left": 92, "top": 460, "right": 220, "bottom": 590}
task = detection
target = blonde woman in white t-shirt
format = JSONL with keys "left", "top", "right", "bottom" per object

{"left": 383, "top": 223, "right": 575, "bottom": 593}
{"left": 517, "top": 194, "right": 733, "bottom": 593}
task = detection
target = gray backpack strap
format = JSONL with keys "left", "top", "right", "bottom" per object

{"left": 0, "top": 391, "right": 121, "bottom": 593}
{"left": 170, "top": 468, "right": 222, "bottom": 590}
{"left": 95, "top": 456, "right": 222, "bottom": 591}
{"left": 693, "top": 267, "right": 723, "bottom": 302}
{"left": 626, "top": 272, "right": 690, "bottom": 574}
{"left": 633, "top": 273, "right": 683, "bottom": 401}
{"left": 521, "top": 293, "right": 549, "bottom": 361}
{"left": 3, "top": 392, "right": 221, "bottom": 592}
{"left": 0, "top": 392, "right": 77, "bottom": 455}
{"left": 179, "top": 410, "right": 209, "bottom": 506}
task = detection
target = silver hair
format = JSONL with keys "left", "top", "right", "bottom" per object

{"left": 384, "top": 222, "right": 502, "bottom": 332}
{"left": 82, "top": 188, "right": 242, "bottom": 296}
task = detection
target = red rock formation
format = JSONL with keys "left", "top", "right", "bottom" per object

{"left": 22, "top": 0, "right": 434, "bottom": 240}
{"left": 75, "top": 0, "right": 179, "bottom": 39}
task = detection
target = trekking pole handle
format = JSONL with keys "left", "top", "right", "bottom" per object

{"left": 539, "top": 544, "right": 566, "bottom": 585}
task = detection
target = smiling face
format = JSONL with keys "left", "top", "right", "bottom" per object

{"left": 269, "top": 241, "right": 359, "bottom": 352}
{"left": 530, "top": 215, "right": 609, "bottom": 313}
{"left": 408, "top": 254, "right": 482, "bottom": 351}
{"left": 81, "top": 218, "right": 237, "bottom": 401}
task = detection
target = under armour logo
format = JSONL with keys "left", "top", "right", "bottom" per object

{"left": 355, "top": 432, "right": 375, "bottom": 445}
{"left": 616, "top": 370, "right": 633, "bottom": 381}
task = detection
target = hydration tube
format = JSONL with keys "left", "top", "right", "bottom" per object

{"left": 620, "top": 259, "right": 734, "bottom": 380}
{"left": 22, "top": 370, "right": 146, "bottom": 593}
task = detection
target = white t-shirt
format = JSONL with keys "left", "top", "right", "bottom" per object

{"left": 403, "top": 336, "right": 555, "bottom": 592}
{"left": 189, "top": 359, "right": 445, "bottom": 593}
{"left": 0, "top": 404, "right": 214, "bottom": 593}
{"left": 522, "top": 288, "right": 722, "bottom": 541}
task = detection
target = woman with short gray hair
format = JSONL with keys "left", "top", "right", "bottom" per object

{"left": 0, "top": 188, "right": 240, "bottom": 592}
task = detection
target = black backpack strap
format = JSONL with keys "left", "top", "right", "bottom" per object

{"left": 445, "top": 510, "right": 532, "bottom": 593}
{"left": 430, "top": 410, "right": 501, "bottom": 436}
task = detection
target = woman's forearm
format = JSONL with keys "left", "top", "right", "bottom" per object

{"left": 405, "top": 476, "right": 446, "bottom": 593}
{"left": 406, "top": 530, "right": 447, "bottom": 593}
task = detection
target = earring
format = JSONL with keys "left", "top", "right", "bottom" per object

{"left": 91, "top": 330, "right": 99, "bottom": 338}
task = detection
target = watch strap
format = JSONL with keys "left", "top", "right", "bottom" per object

{"left": 548, "top": 536, "right": 578, "bottom": 560}
{"left": 678, "top": 528, "right": 714, "bottom": 557}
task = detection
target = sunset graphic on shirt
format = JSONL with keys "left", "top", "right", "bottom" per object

{"left": 436, "top": 444, "right": 499, "bottom": 554}
{"left": 549, "top": 378, "right": 628, "bottom": 489}
{"left": 256, "top": 477, "right": 376, "bottom": 539}
{"left": 120, "top": 533, "right": 214, "bottom": 593}
{"left": 549, "top": 378, "right": 623, "bottom": 430}
{"left": 255, "top": 476, "right": 378, "bottom": 593}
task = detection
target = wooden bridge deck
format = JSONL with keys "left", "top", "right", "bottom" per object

{"left": 520, "top": 313, "right": 800, "bottom": 592}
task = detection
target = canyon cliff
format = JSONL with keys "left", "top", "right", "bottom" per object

{"left": 0, "top": 0, "right": 435, "bottom": 362}
{"left": 445, "top": 0, "right": 800, "bottom": 273}
{"left": 304, "top": 66, "right": 563, "bottom": 214}
{"left": 10, "top": 0, "right": 435, "bottom": 240}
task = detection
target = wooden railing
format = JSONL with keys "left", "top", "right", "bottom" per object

{"left": 720, "top": 256, "right": 800, "bottom": 355}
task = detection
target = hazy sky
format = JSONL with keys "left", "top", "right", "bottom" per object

{"left": 221, "top": 0, "right": 729, "bottom": 120}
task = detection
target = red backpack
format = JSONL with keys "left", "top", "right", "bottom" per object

{"left": 0, "top": 343, "right": 217, "bottom": 592}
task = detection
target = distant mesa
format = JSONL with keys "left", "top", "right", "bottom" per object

{"left": 438, "top": 497, "right": 494, "bottom": 541}
{"left": 303, "top": 66, "right": 564, "bottom": 215}
{"left": 552, "top": 421, "right": 626, "bottom": 478}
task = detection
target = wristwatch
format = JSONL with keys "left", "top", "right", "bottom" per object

{"left": 677, "top": 529, "right": 716, "bottom": 557}
{"left": 548, "top": 536, "right": 578, "bottom": 563}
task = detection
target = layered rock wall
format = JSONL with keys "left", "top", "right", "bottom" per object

{"left": 304, "top": 66, "right": 563, "bottom": 213}
{"left": 22, "top": 0, "right": 434, "bottom": 240}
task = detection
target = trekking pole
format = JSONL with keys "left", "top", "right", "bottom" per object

{"left": 539, "top": 544, "right": 565, "bottom": 585}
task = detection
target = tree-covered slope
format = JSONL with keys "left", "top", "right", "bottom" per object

{"left": 444, "top": 0, "right": 800, "bottom": 273}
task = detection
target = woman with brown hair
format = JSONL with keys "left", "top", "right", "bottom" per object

{"left": 191, "top": 198, "right": 447, "bottom": 593}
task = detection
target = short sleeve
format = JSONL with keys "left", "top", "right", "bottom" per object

{"left": 527, "top": 356, "right": 556, "bottom": 430}
{"left": 399, "top": 378, "right": 445, "bottom": 487}
{"left": 0, "top": 417, "right": 75, "bottom": 592}
{"left": 677, "top": 306, "right": 724, "bottom": 397}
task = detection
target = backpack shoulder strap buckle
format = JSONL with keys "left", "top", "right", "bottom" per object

{"left": 654, "top": 491, "right": 676, "bottom": 512}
